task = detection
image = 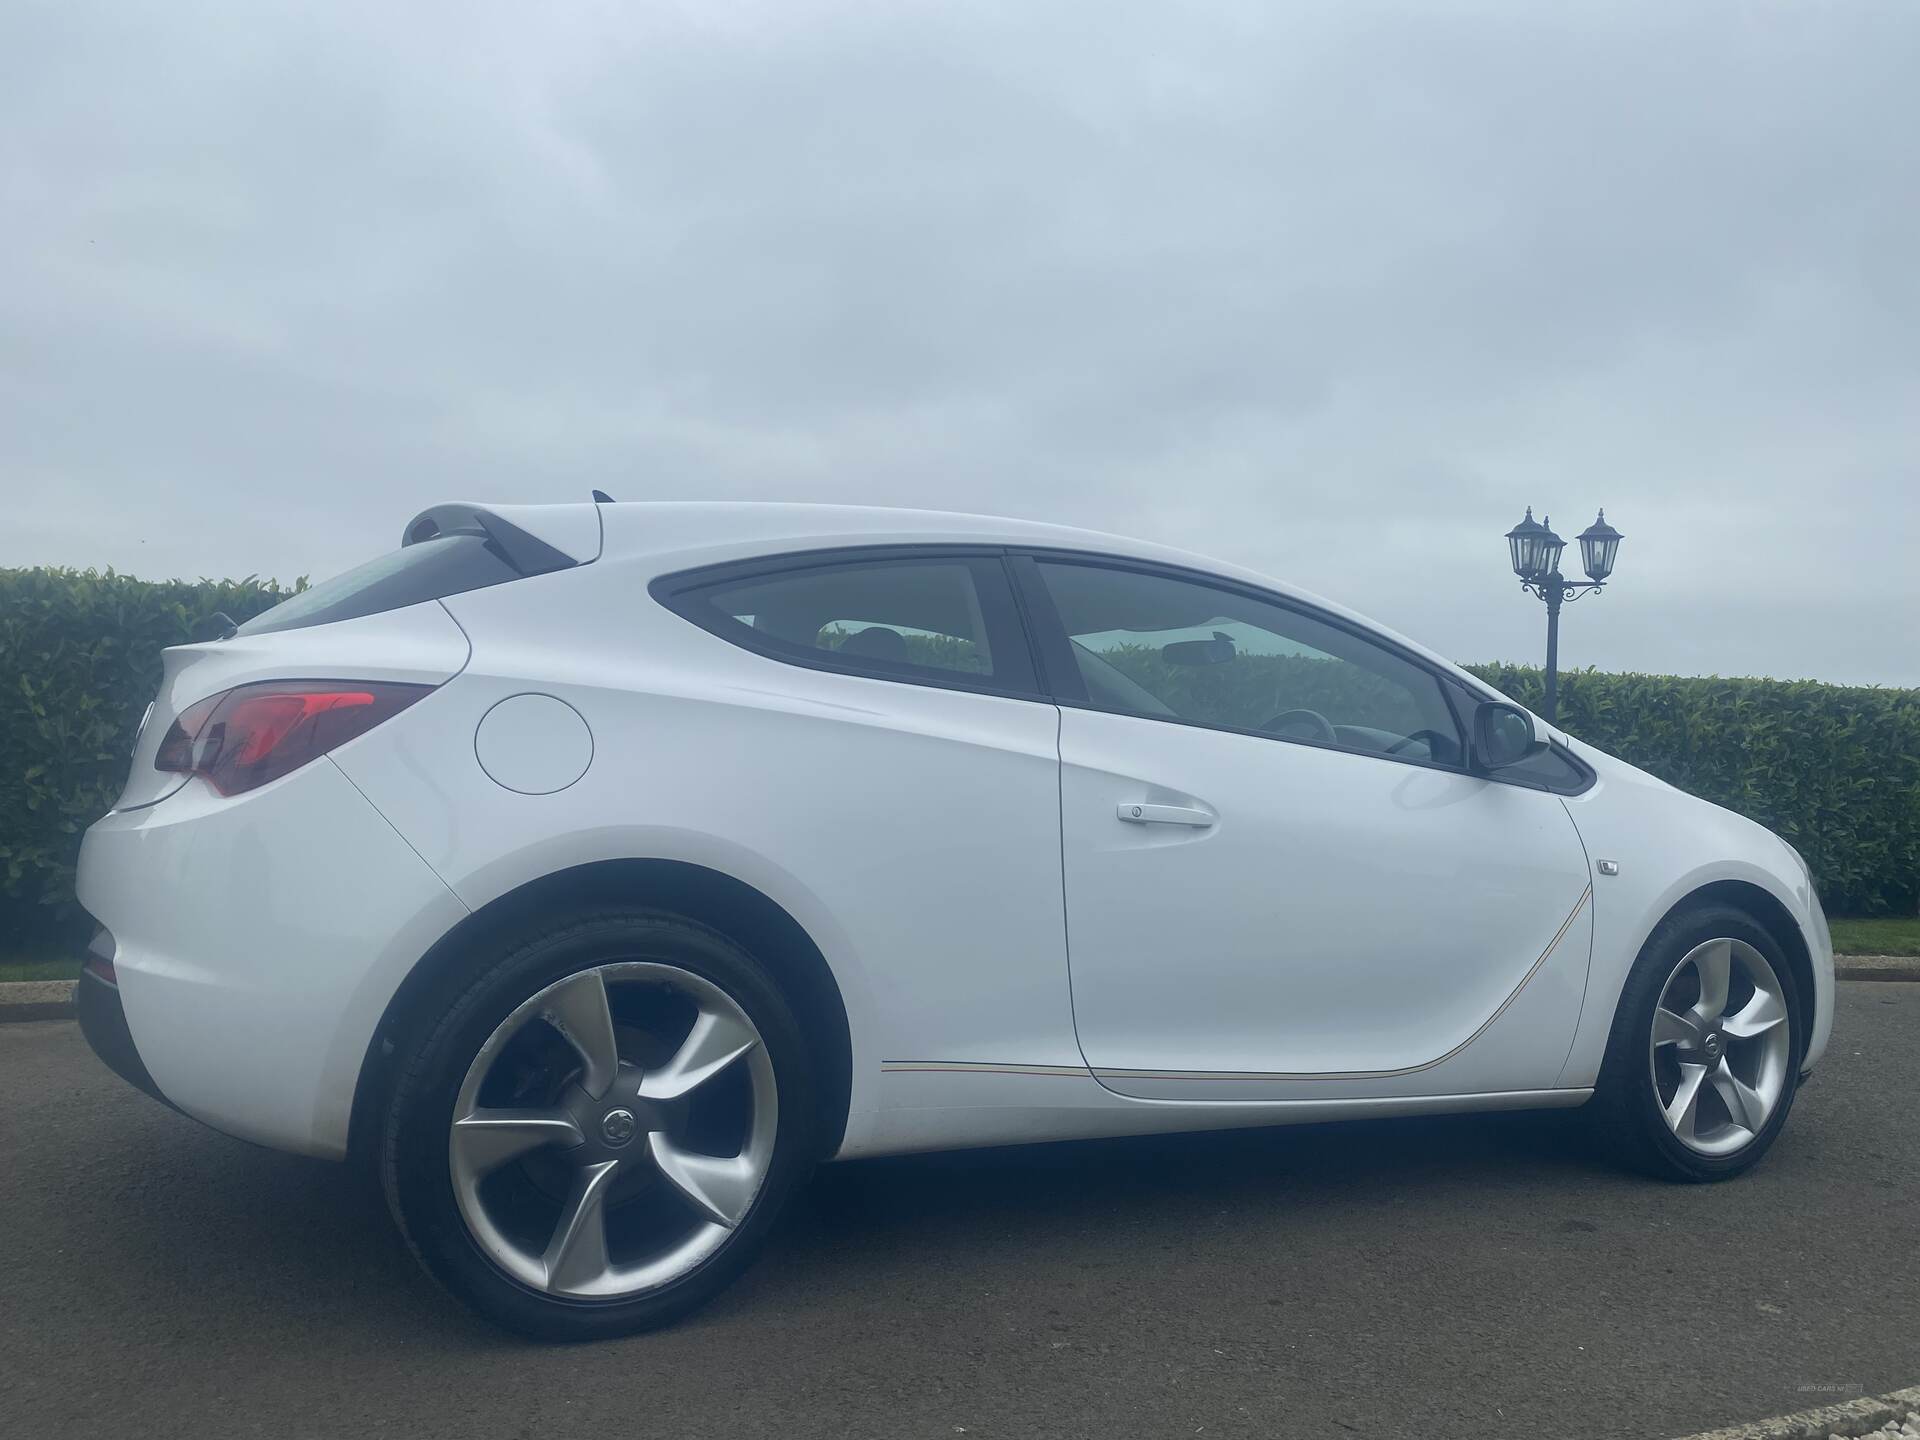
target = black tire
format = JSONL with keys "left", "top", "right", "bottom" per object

{"left": 1589, "top": 901, "right": 1803, "bottom": 1182}
{"left": 380, "top": 907, "right": 817, "bottom": 1340}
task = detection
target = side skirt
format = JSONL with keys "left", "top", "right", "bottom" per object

{"left": 838, "top": 1068, "right": 1592, "bottom": 1159}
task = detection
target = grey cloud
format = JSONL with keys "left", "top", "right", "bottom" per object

{"left": 3, "top": 0, "right": 1915, "bottom": 683}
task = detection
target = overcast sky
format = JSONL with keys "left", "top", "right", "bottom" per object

{"left": 4, "top": 0, "right": 1916, "bottom": 684}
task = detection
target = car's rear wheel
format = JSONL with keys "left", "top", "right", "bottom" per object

{"left": 1591, "top": 902, "right": 1802, "bottom": 1181}
{"left": 381, "top": 909, "right": 816, "bottom": 1339}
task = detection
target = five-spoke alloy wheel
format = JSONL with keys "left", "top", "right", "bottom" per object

{"left": 1594, "top": 902, "right": 1802, "bottom": 1182}
{"left": 449, "top": 962, "right": 779, "bottom": 1298}
{"left": 382, "top": 909, "right": 816, "bottom": 1340}
{"left": 1647, "top": 936, "right": 1791, "bottom": 1157}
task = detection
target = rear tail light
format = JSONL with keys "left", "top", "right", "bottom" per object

{"left": 154, "top": 680, "right": 431, "bottom": 796}
{"left": 152, "top": 693, "right": 224, "bottom": 773}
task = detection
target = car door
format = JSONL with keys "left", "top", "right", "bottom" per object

{"left": 1020, "top": 554, "right": 1594, "bottom": 1102}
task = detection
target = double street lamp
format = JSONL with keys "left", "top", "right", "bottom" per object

{"left": 1504, "top": 507, "right": 1623, "bottom": 725}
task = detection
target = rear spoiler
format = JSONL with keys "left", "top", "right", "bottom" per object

{"left": 402, "top": 505, "right": 578, "bottom": 576}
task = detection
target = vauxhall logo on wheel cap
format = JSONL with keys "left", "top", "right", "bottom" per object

{"left": 600, "top": 1109, "right": 638, "bottom": 1146}
{"left": 1701, "top": 1032, "right": 1723, "bottom": 1062}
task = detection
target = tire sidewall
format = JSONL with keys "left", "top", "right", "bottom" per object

{"left": 383, "top": 909, "right": 817, "bottom": 1340}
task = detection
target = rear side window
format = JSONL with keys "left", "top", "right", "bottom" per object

{"left": 658, "top": 554, "right": 1038, "bottom": 694}
{"left": 237, "top": 534, "right": 522, "bottom": 637}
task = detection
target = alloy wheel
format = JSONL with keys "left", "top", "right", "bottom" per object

{"left": 1647, "top": 937, "right": 1791, "bottom": 1157}
{"left": 449, "top": 962, "right": 778, "bottom": 1299}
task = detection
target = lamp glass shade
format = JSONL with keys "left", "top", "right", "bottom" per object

{"left": 1505, "top": 508, "right": 1550, "bottom": 578}
{"left": 1538, "top": 517, "right": 1566, "bottom": 577}
{"left": 1577, "top": 509, "right": 1622, "bottom": 581}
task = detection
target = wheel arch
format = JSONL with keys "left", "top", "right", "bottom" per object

{"left": 1653, "top": 878, "right": 1815, "bottom": 1061}
{"left": 347, "top": 858, "right": 855, "bottom": 1163}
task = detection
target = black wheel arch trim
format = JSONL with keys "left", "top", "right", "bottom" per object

{"left": 1642, "top": 879, "right": 1817, "bottom": 1067}
{"left": 349, "top": 858, "right": 855, "bottom": 1166}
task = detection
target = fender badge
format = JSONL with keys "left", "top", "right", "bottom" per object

{"left": 1597, "top": 859, "right": 1621, "bottom": 876}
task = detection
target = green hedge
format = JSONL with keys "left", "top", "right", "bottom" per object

{"left": 0, "top": 567, "right": 1913, "bottom": 945}
{"left": 1, "top": 568, "right": 296, "bottom": 943}
{"left": 1466, "top": 664, "right": 1920, "bottom": 916}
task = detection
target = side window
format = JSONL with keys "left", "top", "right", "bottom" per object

{"left": 1034, "top": 560, "right": 1464, "bottom": 764}
{"left": 664, "top": 555, "right": 1037, "bottom": 693}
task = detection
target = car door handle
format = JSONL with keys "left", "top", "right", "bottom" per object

{"left": 1116, "top": 803, "right": 1214, "bottom": 827}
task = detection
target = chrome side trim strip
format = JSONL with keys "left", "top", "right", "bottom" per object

{"left": 880, "top": 1061, "right": 1091, "bottom": 1077}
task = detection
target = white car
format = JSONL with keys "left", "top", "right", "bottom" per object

{"left": 77, "top": 501, "right": 1833, "bottom": 1339}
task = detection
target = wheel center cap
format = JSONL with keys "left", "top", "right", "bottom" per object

{"left": 600, "top": 1108, "right": 638, "bottom": 1146}
{"left": 1701, "top": 1031, "right": 1723, "bottom": 1062}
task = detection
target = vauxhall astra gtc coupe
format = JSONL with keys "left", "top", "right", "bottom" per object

{"left": 76, "top": 500, "right": 1833, "bottom": 1339}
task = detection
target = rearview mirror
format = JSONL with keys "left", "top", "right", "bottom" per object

{"left": 1474, "top": 701, "right": 1546, "bottom": 770}
{"left": 1163, "top": 631, "right": 1236, "bottom": 667}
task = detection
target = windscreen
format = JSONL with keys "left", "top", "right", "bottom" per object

{"left": 236, "top": 533, "right": 521, "bottom": 636}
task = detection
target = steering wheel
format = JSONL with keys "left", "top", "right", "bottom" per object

{"left": 1384, "top": 728, "right": 1450, "bottom": 758}
{"left": 1262, "top": 707, "right": 1337, "bottom": 744}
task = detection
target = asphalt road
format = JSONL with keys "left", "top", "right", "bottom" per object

{"left": 4, "top": 985, "right": 1917, "bottom": 1440}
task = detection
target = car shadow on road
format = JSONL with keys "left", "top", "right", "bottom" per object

{"left": 73, "top": 1096, "right": 1614, "bottom": 1347}
{"left": 790, "top": 1104, "right": 1609, "bottom": 1242}
{"left": 718, "top": 1104, "right": 1628, "bottom": 1329}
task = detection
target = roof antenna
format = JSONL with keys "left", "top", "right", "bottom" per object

{"left": 591, "top": 489, "right": 615, "bottom": 504}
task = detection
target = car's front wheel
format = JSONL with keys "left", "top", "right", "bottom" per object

{"left": 1592, "top": 903, "right": 1802, "bottom": 1182}
{"left": 381, "top": 909, "right": 816, "bottom": 1339}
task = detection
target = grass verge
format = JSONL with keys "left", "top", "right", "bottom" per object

{"left": 1828, "top": 915, "right": 1920, "bottom": 957}
{"left": 0, "top": 950, "right": 81, "bottom": 984}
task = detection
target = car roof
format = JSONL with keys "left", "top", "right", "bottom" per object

{"left": 599, "top": 500, "right": 1245, "bottom": 574}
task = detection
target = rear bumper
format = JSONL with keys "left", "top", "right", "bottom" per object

{"left": 75, "top": 756, "right": 469, "bottom": 1159}
{"left": 76, "top": 961, "right": 170, "bottom": 1108}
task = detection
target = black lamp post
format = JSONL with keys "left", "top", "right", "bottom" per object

{"left": 1504, "top": 507, "right": 1622, "bottom": 724}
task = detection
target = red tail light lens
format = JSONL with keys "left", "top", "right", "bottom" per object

{"left": 154, "top": 681, "right": 431, "bottom": 796}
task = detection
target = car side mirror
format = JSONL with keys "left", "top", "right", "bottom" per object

{"left": 1474, "top": 701, "right": 1547, "bottom": 770}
